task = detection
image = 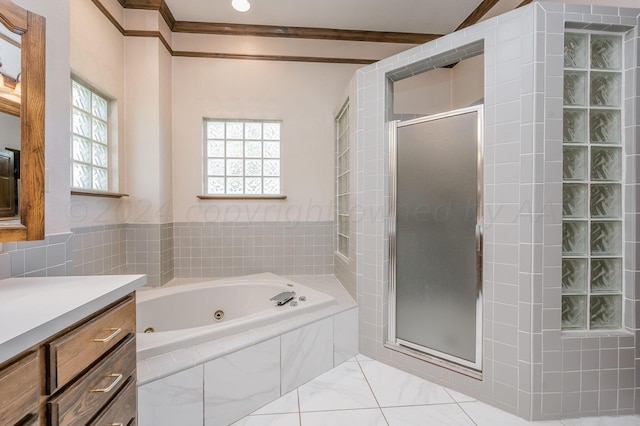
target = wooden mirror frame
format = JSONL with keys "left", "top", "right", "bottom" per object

{"left": 0, "top": 0, "right": 44, "bottom": 242}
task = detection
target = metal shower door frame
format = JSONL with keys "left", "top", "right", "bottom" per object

{"left": 387, "top": 105, "right": 484, "bottom": 372}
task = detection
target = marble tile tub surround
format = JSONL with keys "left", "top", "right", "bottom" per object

{"left": 354, "top": 1, "right": 640, "bottom": 422}
{"left": 137, "top": 276, "right": 358, "bottom": 426}
{"left": 236, "top": 355, "right": 640, "bottom": 426}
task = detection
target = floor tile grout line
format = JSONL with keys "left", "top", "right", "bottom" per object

{"left": 447, "top": 394, "right": 479, "bottom": 426}
{"left": 296, "top": 388, "right": 302, "bottom": 426}
{"left": 356, "top": 358, "right": 391, "bottom": 426}
{"left": 298, "top": 407, "right": 420, "bottom": 414}
{"left": 248, "top": 412, "right": 299, "bottom": 416}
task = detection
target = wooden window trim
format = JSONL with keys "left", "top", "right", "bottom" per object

{"left": 71, "top": 189, "right": 128, "bottom": 199}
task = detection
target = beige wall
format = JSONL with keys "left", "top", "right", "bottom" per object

{"left": 124, "top": 37, "right": 162, "bottom": 224}
{"left": 158, "top": 43, "right": 173, "bottom": 223}
{"left": 0, "top": 113, "right": 19, "bottom": 150}
{"left": 171, "top": 58, "right": 361, "bottom": 222}
{"left": 68, "top": 1, "right": 407, "bottom": 226}
{"left": 0, "top": 31, "right": 20, "bottom": 78}
{"left": 70, "top": 0, "right": 125, "bottom": 227}
{"left": 393, "top": 68, "right": 453, "bottom": 116}
{"left": 392, "top": 54, "right": 484, "bottom": 116}
{"left": 452, "top": 55, "right": 484, "bottom": 109}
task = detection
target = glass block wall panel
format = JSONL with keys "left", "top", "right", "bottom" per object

{"left": 562, "top": 295, "right": 587, "bottom": 329}
{"left": 336, "top": 102, "right": 350, "bottom": 258}
{"left": 563, "top": 110, "right": 587, "bottom": 143}
{"left": 71, "top": 79, "right": 110, "bottom": 191}
{"left": 561, "top": 32, "right": 623, "bottom": 330}
{"left": 204, "top": 120, "right": 282, "bottom": 195}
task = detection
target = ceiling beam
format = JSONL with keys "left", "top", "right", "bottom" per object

{"left": 455, "top": 0, "right": 501, "bottom": 31}
{"left": 118, "top": 0, "right": 440, "bottom": 44}
{"left": 517, "top": 0, "right": 535, "bottom": 7}
{"left": 173, "top": 50, "right": 377, "bottom": 65}
{"left": 172, "top": 21, "right": 441, "bottom": 44}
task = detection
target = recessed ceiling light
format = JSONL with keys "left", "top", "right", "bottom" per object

{"left": 232, "top": 0, "right": 250, "bottom": 12}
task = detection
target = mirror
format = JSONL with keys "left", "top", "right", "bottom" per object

{"left": 0, "top": 23, "right": 20, "bottom": 220}
{"left": 0, "top": 0, "right": 44, "bottom": 242}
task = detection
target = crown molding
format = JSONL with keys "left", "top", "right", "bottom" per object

{"left": 93, "top": 1, "right": 379, "bottom": 64}
{"left": 118, "top": 0, "right": 440, "bottom": 44}
{"left": 455, "top": 0, "right": 501, "bottom": 31}
{"left": 117, "top": 0, "right": 175, "bottom": 29}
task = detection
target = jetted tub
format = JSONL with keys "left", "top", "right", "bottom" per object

{"left": 136, "top": 273, "right": 337, "bottom": 359}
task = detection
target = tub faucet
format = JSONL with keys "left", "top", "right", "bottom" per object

{"left": 270, "top": 291, "right": 296, "bottom": 306}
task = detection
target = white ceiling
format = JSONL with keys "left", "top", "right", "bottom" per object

{"left": 164, "top": 0, "right": 487, "bottom": 35}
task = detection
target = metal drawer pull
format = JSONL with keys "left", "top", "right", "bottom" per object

{"left": 89, "top": 374, "right": 123, "bottom": 393}
{"left": 92, "top": 328, "right": 122, "bottom": 343}
{"left": 104, "top": 424, "right": 123, "bottom": 426}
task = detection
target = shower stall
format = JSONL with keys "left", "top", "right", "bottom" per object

{"left": 388, "top": 105, "right": 484, "bottom": 371}
{"left": 354, "top": 3, "right": 640, "bottom": 419}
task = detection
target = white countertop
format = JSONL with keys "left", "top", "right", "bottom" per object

{"left": 0, "top": 274, "right": 146, "bottom": 364}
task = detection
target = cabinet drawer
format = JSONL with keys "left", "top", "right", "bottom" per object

{"left": 48, "top": 296, "right": 135, "bottom": 391}
{"left": 48, "top": 336, "right": 136, "bottom": 426}
{"left": 16, "top": 413, "right": 39, "bottom": 426}
{"left": 89, "top": 377, "right": 136, "bottom": 426}
{"left": 0, "top": 351, "right": 40, "bottom": 426}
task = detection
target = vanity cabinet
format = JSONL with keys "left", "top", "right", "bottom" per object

{"left": 0, "top": 350, "right": 41, "bottom": 425}
{"left": 0, "top": 293, "right": 137, "bottom": 426}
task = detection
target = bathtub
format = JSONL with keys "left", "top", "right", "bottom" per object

{"left": 136, "top": 274, "right": 358, "bottom": 426}
{"left": 136, "top": 273, "right": 337, "bottom": 359}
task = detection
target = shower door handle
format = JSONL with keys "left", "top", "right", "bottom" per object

{"left": 475, "top": 223, "right": 483, "bottom": 253}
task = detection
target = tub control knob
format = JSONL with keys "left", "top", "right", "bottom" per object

{"left": 290, "top": 301, "right": 298, "bottom": 306}
{"left": 299, "top": 296, "right": 306, "bottom": 302}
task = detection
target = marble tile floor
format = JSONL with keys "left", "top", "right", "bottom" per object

{"left": 233, "top": 355, "right": 640, "bottom": 426}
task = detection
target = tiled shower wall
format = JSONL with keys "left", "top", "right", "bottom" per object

{"left": 536, "top": 4, "right": 640, "bottom": 420}
{"left": 354, "top": 2, "right": 639, "bottom": 421}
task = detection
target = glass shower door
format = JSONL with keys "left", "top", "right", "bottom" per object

{"left": 389, "top": 106, "right": 483, "bottom": 371}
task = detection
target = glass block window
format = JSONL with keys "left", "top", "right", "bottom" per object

{"left": 336, "top": 103, "right": 349, "bottom": 258}
{"left": 71, "top": 79, "right": 110, "bottom": 191}
{"left": 204, "top": 119, "right": 281, "bottom": 195}
{"left": 562, "top": 32, "right": 624, "bottom": 330}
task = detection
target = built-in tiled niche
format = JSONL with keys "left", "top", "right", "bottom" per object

{"left": 562, "top": 31, "right": 624, "bottom": 330}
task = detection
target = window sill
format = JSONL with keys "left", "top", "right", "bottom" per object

{"left": 71, "top": 189, "right": 129, "bottom": 198}
{"left": 335, "top": 251, "right": 350, "bottom": 264}
{"left": 561, "top": 329, "right": 634, "bottom": 338}
{"left": 197, "top": 195, "right": 287, "bottom": 200}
